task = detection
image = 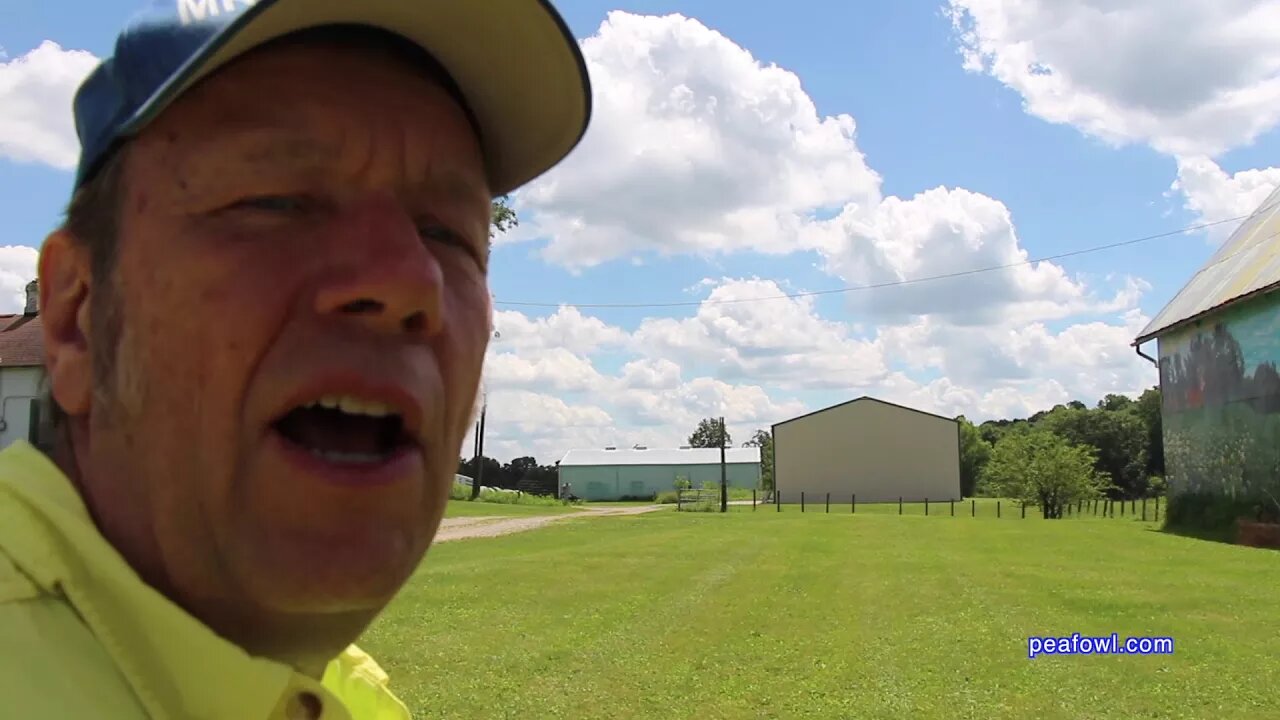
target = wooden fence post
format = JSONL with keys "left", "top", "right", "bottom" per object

{"left": 852, "top": 494, "right": 856, "bottom": 514}
{"left": 801, "top": 492, "right": 806, "bottom": 513}
{"left": 753, "top": 488, "right": 757, "bottom": 511}
{"left": 826, "top": 493, "right": 830, "bottom": 514}
{"left": 1155, "top": 495, "right": 1160, "bottom": 522}
{"left": 950, "top": 499, "right": 955, "bottom": 516}
{"left": 925, "top": 498, "right": 930, "bottom": 516}
{"left": 1021, "top": 503, "right": 1026, "bottom": 519}
{"left": 997, "top": 500, "right": 1001, "bottom": 518}
{"left": 899, "top": 497, "right": 903, "bottom": 515}
{"left": 972, "top": 499, "right": 976, "bottom": 517}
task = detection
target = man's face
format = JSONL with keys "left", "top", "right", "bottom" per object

{"left": 82, "top": 40, "right": 492, "bottom": 621}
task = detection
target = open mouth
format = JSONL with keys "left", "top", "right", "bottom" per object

{"left": 273, "top": 395, "right": 414, "bottom": 465}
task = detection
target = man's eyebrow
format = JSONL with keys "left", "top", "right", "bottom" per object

{"left": 410, "top": 169, "right": 492, "bottom": 209}
{"left": 176, "top": 127, "right": 338, "bottom": 175}
{"left": 238, "top": 135, "right": 338, "bottom": 168}
{"left": 182, "top": 128, "right": 490, "bottom": 200}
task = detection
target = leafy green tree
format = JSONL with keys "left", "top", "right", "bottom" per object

{"left": 689, "top": 418, "right": 730, "bottom": 448}
{"left": 1041, "top": 406, "right": 1147, "bottom": 499}
{"left": 502, "top": 456, "right": 539, "bottom": 488}
{"left": 981, "top": 429, "right": 1111, "bottom": 519}
{"left": 516, "top": 464, "right": 559, "bottom": 496}
{"left": 457, "top": 456, "right": 502, "bottom": 488}
{"left": 1098, "top": 393, "right": 1134, "bottom": 412}
{"left": 1133, "top": 386, "right": 1164, "bottom": 477}
{"left": 743, "top": 429, "right": 774, "bottom": 491}
{"left": 957, "top": 416, "right": 992, "bottom": 497}
{"left": 978, "top": 418, "right": 1027, "bottom": 446}
{"left": 491, "top": 196, "right": 518, "bottom": 237}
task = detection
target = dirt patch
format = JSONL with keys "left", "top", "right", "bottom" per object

{"left": 433, "top": 505, "right": 664, "bottom": 543}
{"left": 437, "top": 516, "right": 505, "bottom": 531}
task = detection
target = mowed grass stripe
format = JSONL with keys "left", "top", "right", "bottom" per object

{"left": 443, "top": 499, "right": 581, "bottom": 517}
{"left": 361, "top": 511, "right": 1280, "bottom": 719}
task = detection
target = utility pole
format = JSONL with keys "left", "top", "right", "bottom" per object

{"left": 719, "top": 416, "right": 728, "bottom": 513}
{"left": 470, "top": 401, "right": 486, "bottom": 500}
{"left": 470, "top": 330, "right": 500, "bottom": 501}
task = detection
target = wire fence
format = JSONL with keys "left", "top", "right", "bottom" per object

{"left": 733, "top": 491, "right": 1163, "bottom": 522}
{"left": 676, "top": 488, "right": 723, "bottom": 511}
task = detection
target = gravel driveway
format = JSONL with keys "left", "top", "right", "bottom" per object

{"left": 433, "top": 504, "right": 664, "bottom": 543}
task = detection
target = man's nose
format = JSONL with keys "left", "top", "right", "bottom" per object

{"left": 313, "top": 198, "right": 445, "bottom": 338}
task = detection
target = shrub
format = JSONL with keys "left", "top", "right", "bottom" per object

{"left": 655, "top": 491, "right": 680, "bottom": 504}
{"left": 475, "top": 489, "right": 565, "bottom": 506}
{"left": 450, "top": 484, "right": 569, "bottom": 507}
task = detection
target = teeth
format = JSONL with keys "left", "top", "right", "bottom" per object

{"left": 309, "top": 395, "right": 397, "bottom": 418}
{"left": 309, "top": 448, "right": 387, "bottom": 464}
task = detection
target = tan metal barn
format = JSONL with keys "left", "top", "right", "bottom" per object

{"left": 772, "top": 397, "right": 960, "bottom": 504}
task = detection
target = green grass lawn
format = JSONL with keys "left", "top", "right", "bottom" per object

{"left": 444, "top": 499, "right": 664, "bottom": 517}
{"left": 364, "top": 509, "right": 1280, "bottom": 719}
{"left": 443, "top": 499, "right": 581, "bottom": 517}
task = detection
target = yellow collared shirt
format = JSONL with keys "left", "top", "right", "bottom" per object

{"left": 0, "top": 441, "right": 411, "bottom": 720}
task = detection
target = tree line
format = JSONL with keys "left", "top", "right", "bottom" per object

{"left": 456, "top": 455, "right": 560, "bottom": 496}
{"left": 961, "top": 387, "right": 1164, "bottom": 511}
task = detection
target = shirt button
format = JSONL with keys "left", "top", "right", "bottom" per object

{"left": 286, "top": 691, "right": 323, "bottom": 720}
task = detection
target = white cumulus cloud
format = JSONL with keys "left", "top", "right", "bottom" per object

{"left": 632, "top": 278, "right": 889, "bottom": 390}
{"left": 1169, "top": 155, "right": 1280, "bottom": 244}
{"left": 805, "top": 186, "right": 1140, "bottom": 326}
{"left": 511, "top": 11, "right": 881, "bottom": 268}
{"left": 948, "top": 0, "right": 1280, "bottom": 157}
{"left": 0, "top": 41, "right": 98, "bottom": 169}
{"left": 0, "top": 246, "right": 40, "bottom": 313}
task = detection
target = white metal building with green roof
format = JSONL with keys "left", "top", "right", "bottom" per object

{"left": 557, "top": 446, "right": 762, "bottom": 501}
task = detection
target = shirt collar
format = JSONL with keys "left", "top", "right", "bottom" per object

{"left": 0, "top": 441, "right": 356, "bottom": 720}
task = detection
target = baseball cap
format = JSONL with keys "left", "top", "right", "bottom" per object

{"left": 72, "top": 0, "right": 593, "bottom": 197}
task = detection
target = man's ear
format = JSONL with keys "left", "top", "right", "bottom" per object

{"left": 39, "top": 230, "right": 94, "bottom": 418}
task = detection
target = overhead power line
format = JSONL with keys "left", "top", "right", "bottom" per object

{"left": 493, "top": 208, "right": 1270, "bottom": 310}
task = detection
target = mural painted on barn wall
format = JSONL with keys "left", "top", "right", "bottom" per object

{"left": 1159, "top": 294, "right": 1280, "bottom": 500}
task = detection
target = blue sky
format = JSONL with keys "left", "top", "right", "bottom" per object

{"left": 3, "top": 0, "right": 1279, "bottom": 462}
